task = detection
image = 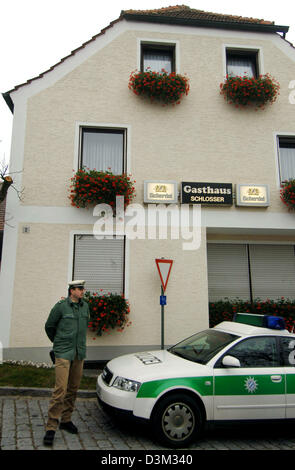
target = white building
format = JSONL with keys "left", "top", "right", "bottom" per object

{"left": 1, "top": 6, "right": 295, "bottom": 363}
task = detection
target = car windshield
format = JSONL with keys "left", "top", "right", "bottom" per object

{"left": 168, "top": 329, "right": 239, "bottom": 365}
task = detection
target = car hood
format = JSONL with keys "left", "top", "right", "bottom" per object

{"left": 103, "top": 350, "right": 210, "bottom": 383}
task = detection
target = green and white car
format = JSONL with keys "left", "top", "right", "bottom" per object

{"left": 96, "top": 314, "right": 295, "bottom": 447}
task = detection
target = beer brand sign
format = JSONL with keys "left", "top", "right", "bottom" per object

{"left": 144, "top": 181, "right": 178, "bottom": 204}
{"left": 236, "top": 184, "right": 270, "bottom": 207}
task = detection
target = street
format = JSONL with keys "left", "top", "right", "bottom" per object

{"left": 1, "top": 395, "right": 295, "bottom": 451}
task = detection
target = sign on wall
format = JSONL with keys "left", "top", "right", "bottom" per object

{"left": 236, "top": 184, "right": 270, "bottom": 207}
{"left": 144, "top": 181, "right": 178, "bottom": 204}
{"left": 181, "top": 182, "right": 233, "bottom": 205}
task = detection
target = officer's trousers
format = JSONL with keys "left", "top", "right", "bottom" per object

{"left": 46, "top": 356, "right": 84, "bottom": 431}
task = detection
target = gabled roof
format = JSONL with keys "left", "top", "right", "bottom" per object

{"left": 122, "top": 5, "right": 274, "bottom": 26}
{"left": 121, "top": 5, "right": 288, "bottom": 33}
{"left": 2, "top": 5, "right": 289, "bottom": 112}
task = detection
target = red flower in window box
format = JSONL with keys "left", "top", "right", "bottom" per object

{"left": 84, "top": 291, "right": 131, "bottom": 336}
{"left": 128, "top": 69, "right": 190, "bottom": 105}
{"left": 69, "top": 168, "right": 136, "bottom": 209}
{"left": 280, "top": 179, "right": 295, "bottom": 210}
{"left": 220, "top": 73, "right": 280, "bottom": 109}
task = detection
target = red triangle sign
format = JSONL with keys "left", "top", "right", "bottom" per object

{"left": 155, "top": 259, "right": 173, "bottom": 292}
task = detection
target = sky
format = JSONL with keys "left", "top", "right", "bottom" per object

{"left": 1, "top": 0, "right": 295, "bottom": 164}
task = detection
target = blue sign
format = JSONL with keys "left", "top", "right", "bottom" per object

{"left": 160, "top": 295, "right": 167, "bottom": 306}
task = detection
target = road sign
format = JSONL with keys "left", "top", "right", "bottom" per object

{"left": 160, "top": 295, "right": 167, "bottom": 306}
{"left": 155, "top": 258, "right": 173, "bottom": 293}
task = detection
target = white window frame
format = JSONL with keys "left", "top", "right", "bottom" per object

{"left": 137, "top": 38, "right": 180, "bottom": 73}
{"left": 222, "top": 44, "right": 264, "bottom": 79}
{"left": 68, "top": 230, "right": 129, "bottom": 298}
{"left": 74, "top": 122, "right": 132, "bottom": 174}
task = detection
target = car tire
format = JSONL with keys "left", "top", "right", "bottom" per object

{"left": 151, "top": 393, "right": 204, "bottom": 448}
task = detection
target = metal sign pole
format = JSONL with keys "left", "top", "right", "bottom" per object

{"left": 155, "top": 258, "right": 173, "bottom": 351}
{"left": 161, "top": 285, "right": 164, "bottom": 350}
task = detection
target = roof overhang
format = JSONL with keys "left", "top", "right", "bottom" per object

{"left": 2, "top": 92, "right": 14, "bottom": 113}
{"left": 122, "top": 13, "right": 289, "bottom": 36}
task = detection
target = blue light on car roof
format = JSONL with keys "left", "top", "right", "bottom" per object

{"left": 263, "top": 315, "right": 285, "bottom": 330}
{"left": 234, "top": 313, "right": 285, "bottom": 330}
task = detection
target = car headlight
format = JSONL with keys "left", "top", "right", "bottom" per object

{"left": 112, "top": 376, "right": 141, "bottom": 393}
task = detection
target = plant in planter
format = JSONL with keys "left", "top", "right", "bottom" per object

{"left": 220, "top": 73, "right": 280, "bottom": 109}
{"left": 128, "top": 69, "right": 190, "bottom": 105}
{"left": 84, "top": 291, "right": 131, "bottom": 336}
{"left": 280, "top": 179, "right": 295, "bottom": 210}
{"left": 69, "top": 168, "right": 136, "bottom": 209}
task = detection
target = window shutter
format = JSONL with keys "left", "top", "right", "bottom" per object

{"left": 207, "top": 243, "right": 250, "bottom": 301}
{"left": 73, "top": 235, "right": 124, "bottom": 294}
{"left": 249, "top": 245, "right": 295, "bottom": 300}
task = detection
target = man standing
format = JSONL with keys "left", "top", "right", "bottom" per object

{"left": 43, "top": 280, "right": 90, "bottom": 446}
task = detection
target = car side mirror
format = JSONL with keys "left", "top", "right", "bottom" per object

{"left": 222, "top": 355, "right": 241, "bottom": 368}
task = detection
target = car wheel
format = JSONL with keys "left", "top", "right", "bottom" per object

{"left": 151, "top": 393, "right": 203, "bottom": 448}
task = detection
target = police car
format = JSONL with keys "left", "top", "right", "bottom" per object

{"left": 96, "top": 313, "right": 295, "bottom": 447}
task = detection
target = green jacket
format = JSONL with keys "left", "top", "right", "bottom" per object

{"left": 45, "top": 297, "right": 90, "bottom": 361}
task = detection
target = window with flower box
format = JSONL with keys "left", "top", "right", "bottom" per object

{"left": 141, "top": 43, "right": 175, "bottom": 73}
{"left": 278, "top": 136, "right": 295, "bottom": 183}
{"left": 226, "top": 48, "right": 259, "bottom": 78}
{"left": 80, "top": 127, "right": 126, "bottom": 174}
{"left": 72, "top": 234, "right": 125, "bottom": 295}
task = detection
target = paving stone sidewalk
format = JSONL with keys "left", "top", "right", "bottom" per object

{"left": 1, "top": 395, "right": 295, "bottom": 451}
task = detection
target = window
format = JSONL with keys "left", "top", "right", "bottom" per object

{"left": 72, "top": 234, "right": 125, "bottom": 294}
{"left": 207, "top": 243, "right": 295, "bottom": 302}
{"left": 169, "top": 329, "right": 238, "bottom": 365}
{"left": 278, "top": 137, "right": 295, "bottom": 182}
{"left": 141, "top": 43, "right": 175, "bottom": 73}
{"left": 80, "top": 128, "right": 125, "bottom": 174}
{"left": 218, "top": 336, "right": 280, "bottom": 368}
{"left": 226, "top": 49, "right": 258, "bottom": 78}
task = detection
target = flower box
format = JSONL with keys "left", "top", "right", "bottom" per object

{"left": 69, "top": 168, "right": 136, "bottom": 209}
{"left": 85, "top": 291, "right": 131, "bottom": 336}
{"left": 128, "top": 69, "right": 190, "bottom": 105}
{"left": 220, "top": 73, "right": 280, "bottom": 109}
{"left": 280, "top": 179, "right": 295, "bottom": 210}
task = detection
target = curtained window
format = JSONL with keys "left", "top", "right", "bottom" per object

{"left": 80, "top": 128, "right": 125, "bottom": 175}
{"left": 278, "top": 137, "right": 295, "bottom": 182}
{"left": 226, "top": 50, "right": 258, "bottom": 78}
{"left": 141, "top": 44, "right": 175, "bottom": 73}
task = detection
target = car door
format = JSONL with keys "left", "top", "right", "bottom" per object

{"left": 279, "top": 336, "right": 295, "bottom": 419}
{"left": 213, "top": 336, "right": 285, "bottom": 421}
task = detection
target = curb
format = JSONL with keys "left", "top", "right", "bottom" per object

{"left": 0, "top": 386, "right": 97, "bottom": 398}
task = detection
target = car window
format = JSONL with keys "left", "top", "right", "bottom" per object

{"left": 280, "top": 337, "right": 295, "bottom": 367}
{"left": 168, "top": 329, "right": 239, "bottom": 365}
{"left": 216, "top": 336, "right": 280, "bottom": 368}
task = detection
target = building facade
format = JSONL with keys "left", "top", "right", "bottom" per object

{"left": 1, "top": 6, "right": 295, "bottom": 363}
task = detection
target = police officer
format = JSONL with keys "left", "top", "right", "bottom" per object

{"left": 43, "top": 280, "right": 90, "bottom": 446}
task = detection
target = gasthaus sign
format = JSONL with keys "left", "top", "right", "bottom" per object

{"left": 181, "top": 182, "right": 233, "bottom": 205}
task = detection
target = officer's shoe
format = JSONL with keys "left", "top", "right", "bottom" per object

{"left": 60, "top": 421, "right": 78, "bottom": 434}
{"left": 43, "top": 430, "right": 55, "bottom": 446}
